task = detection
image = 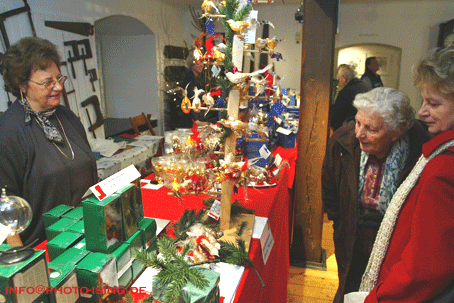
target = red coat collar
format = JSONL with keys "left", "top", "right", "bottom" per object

{"left": 423, "top": 128, "right": 454, "bottom": 157}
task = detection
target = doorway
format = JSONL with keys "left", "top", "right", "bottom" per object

{"left": 335, "top": 43, "right": 402, "bottom": 89}
{"left": 94, "top": 15, "right": 161, "bottom": 134}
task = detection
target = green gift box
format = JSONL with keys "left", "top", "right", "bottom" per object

{"left": 62, "top": 206, "right": 83, "bottom": 221}
{"left": 48, "top": 263, "right": 79, "bottom": 303}
{"left": 67, "top": 220, "right": 85, "bottom": 234}
{"left": 131, "top": 259, "right": 145, "bottom": 281}
{"left": 76, "top": 252, "right": 118, "bottom": 303}
{"left": 126, "top": 230, "right": 144, "bottom": 252}
{"left": 118, "top": 266, "right": 133, "bottom": 289}
{"left": 0, "top": 244, "right": 50, "bottom": 303}
{"left": 45, "top": 217, "right": 78, "bottom": 241}
{"left": 111, "top": 243, "right": 132, "bottom": 277}
{"left": 47, "top": 231, "right": 84, "bottom": 261}
{"left": 73, "top": 238, "right": 87, "bottom": 250}
{"left": 52, "top": 247, "right": 89, "bottom": 266}
{"left": 138, "top": 217, "right": 157, "bottom": 250}
{"left": 152, "top": 266, "right": 221, "bottom": 303}
{"left": 43, "top": 204, "right": 74, "bottom": 229}
{"left": 131, "top": 178, "right": 145, "bottom": 221}
{"left": 32, "top": 293, "right": 52, "bottom": 303}
{"left": 83, "top": 195, "right": 124, "bottom": 253}
{"left": 116, "top": 183, "right": 139, "bottom": 241}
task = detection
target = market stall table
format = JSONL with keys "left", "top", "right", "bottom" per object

{"left": 140, "top": 146, "right": 297, "bottom": 303}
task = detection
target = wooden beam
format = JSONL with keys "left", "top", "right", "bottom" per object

{"left": 291, "top": 0, "right": 338, "bottom": 266}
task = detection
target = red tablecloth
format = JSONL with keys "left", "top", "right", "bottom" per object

{"left": 141, "top": 146, "right": 296, "bottom": 303}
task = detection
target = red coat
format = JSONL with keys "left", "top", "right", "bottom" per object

{"left": 365, "top": 129, "right": 454, "bottom": 302}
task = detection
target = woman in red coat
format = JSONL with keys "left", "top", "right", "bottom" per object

{"left": 356, "top": 47, "right": 454, "bottom": 302}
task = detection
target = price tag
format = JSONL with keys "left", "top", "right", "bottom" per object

{"left": 208, "top": 200, "right": 221, "bottom": 220}
{"left": 259, "top": 144, "right": 271, "bottom": 160}
{"left": 274, "top": 153, "right": 282, "bottom": 166}
{"left": 90, "top": 165, "right": 141, "bottom": 201}
{"left": 260, "top": 219, "right": 274, "bottom": 264}
{"left": 276, "top": 127, "right": 292, "bottom": 135}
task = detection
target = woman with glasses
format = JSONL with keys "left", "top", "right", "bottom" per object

{"left": 0, "top": 37, "right": 97, "bottom": 246}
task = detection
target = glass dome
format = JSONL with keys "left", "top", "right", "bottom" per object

{"left": 0, "top": 188, "right": 32, "bottom": 236}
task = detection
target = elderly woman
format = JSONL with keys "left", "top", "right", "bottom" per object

{"left": 355, "top": 47, "right": 454, "bottom": 302}
{"left": 0, "top": 37, "right": 97, "bottom": 246}
{"left": 322, "top": 87, "right": 432, "bottom": 303}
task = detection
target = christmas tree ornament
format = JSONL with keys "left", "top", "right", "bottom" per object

{"left": 266, "top": 37, "right": 278, "bottom": 50}
{"left": 192, "top": 87, "right": 205, "bottom": 113}
{"left": 181, "top": 96, "right": 191, "bottom": 114}
{"left": 257, "top": 104, "right": 269, "bottom": 125}
{"left": 213, "top": 50, "right": 225, "bottom": 62}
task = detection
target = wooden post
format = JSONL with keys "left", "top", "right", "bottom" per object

{"left": 290, "top": 0, "right": 338, "bottom": 268}
{"left": 220, "top": 35, "right": 244, "bottom": 230}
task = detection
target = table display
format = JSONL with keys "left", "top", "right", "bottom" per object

{"left": 140, "top": 146, "right": 296, "bottom": 303}
{"left": 92, "top": 134, "right": 164, "bottom": 180}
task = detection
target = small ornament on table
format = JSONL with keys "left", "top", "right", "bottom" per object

{"left": 171, "top": 135, "right": 183, "bottom": 153}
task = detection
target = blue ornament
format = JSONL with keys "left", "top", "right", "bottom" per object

{"left": 206, "top": 18, "right": 216, "bottom": 35}
{"left": 271, "top": 99, "right": 287, "bottom": 117}
{"left": 270, "top": 52, "right": 283, "bottom": 61}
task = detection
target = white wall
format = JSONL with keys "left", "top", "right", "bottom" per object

{"left": 337, "top": 0, "right": 454, "bottom": 111}
{"left": 0, "top": 0, "right": 189, "bottom": 136}
{"left": 252, "top": 5, "right": 303, "bottom": 93}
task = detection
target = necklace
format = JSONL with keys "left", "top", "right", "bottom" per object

{"left": 34, "top": 114, "right": 75, "bottom": 161}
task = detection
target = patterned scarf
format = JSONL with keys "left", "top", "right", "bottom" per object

{"left": 358, "top": 133, "right": 410, "bottom": 214}
{"left": 359, "top": 139, "right": 454, "bottom": 292}
{"left": 22, "top": 98, "right": 62, "bottom": 143}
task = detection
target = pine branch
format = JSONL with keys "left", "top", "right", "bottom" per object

{"left": 173, "top": 208, "right": 208, "bottom": 240}
{"left": 219, "top": 238, "right": 265, "bottom": 287}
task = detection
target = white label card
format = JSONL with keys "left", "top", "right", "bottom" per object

{"left": 90, "top": 165, "right": 141, "bottom": 201}
{"left": 276, "top": 127, "right": 292, "bottom": 135}
{"left": 260, "top": 219, "right": 274, "bottom": 265}
{"left": 274, "top": 153, "right": 282, "bottom": 166}
{"left": 259, "top": 144, "right": 271, "bottom": 160}
{"left": 208, "top": 200, "right": 221, "bottom": 220}
{"left": 244, "top": 10, "right": 258, "bottom": 44}
{"left": 275, "top": 117, "right": 282, "bottom": 125}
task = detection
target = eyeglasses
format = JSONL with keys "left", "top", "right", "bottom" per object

{"left": 28, "top": 75, "right": 67, "bottom": 90}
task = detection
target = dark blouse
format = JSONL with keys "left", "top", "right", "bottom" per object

{"left": 0, "top": 100, "right": 97, "bottom": 246}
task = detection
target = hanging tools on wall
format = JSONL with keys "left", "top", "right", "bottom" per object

{"left": 62, "top": 38, "right": 98, "bottom": 93}
{"left": 78, "top": 39, "right": 93, "bottom": 75}
{"left": 81, "top": 95, "right": 104, "bottom": 139}
{"left": 64, "top": 40, "right": 80, "bottom": 79}
{"left": 88, "top": 69, "right": 98, "bottom": 92}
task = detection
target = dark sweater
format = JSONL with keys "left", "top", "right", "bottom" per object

{"left": 0, "top": 101, "right": 97, "bottom": 246}
{"left": 330, "top": 78, "right": 370, "bottom": 131}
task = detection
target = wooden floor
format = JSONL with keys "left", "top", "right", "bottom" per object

{"left": 288, "top": 214, "right": 338, "bottom": 302}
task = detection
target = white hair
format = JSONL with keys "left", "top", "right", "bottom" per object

{"left": 337, "top": 64, "right": 357, "bottom": 82}
{"left": 353, "top": 87, "right": 415, "bottom": 132}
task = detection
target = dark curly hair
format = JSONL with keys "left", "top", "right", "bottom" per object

{"left": 1, "top": 37, "right": 61, "bottom": 98}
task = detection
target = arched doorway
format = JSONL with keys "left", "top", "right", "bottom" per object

{"left": 94, "top": 15, "right": 160, "bottom": 134}
{"left": 335, "top": 43, "right": 402, "bottom": 89}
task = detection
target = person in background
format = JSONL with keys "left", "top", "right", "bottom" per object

{"left": 361, "top": 57, "right": 384, "bottom": 90}
{"left": 322, "top": 87, "right": 432, "bottom": 303}
{"left": 330, "top": 64, "right": 370, "bottom": 131}
{"left": 356, "top": 47, "right": 454, "bottom": 302}
{"left": 177, "top": 51, "right": 205, "bottom": 128}
{"left": 0, "top": 37, "right": 97, "bottom": 246}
